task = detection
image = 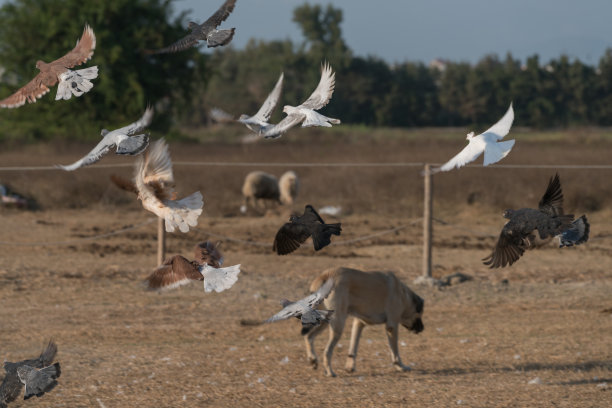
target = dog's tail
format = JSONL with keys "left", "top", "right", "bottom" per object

{"left": 310, "top": 268, "right": 337, "bottom": 293}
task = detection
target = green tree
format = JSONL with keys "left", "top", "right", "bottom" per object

{"left": 0, "top": 0, "right": 207, "bottom": 141}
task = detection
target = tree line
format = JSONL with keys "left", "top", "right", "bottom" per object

{"left": 0, "top": 0, "right": 610, "bottom": 142}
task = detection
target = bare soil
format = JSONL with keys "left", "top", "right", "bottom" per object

{"left": 0, "top": 133, "right": 611, "bottom": 407}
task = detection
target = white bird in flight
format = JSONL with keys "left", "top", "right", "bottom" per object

{"left": 238, "top": 72, "right": 284, "bottom": 134}
{"left": 260, "top": 63, "right": 340, "bottom": 139}
{"left": 58, "top": 106, "right": 153, "bottom": 171}
{"left": 134, "top": 139, "right": 203, "bottom": 233}
{"left": 436, "top": 103, "right": 515, "bottom": 173}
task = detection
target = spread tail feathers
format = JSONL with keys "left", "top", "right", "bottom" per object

{"left": 559, "top": 215, "right": 590, "bottom": 247}
{"left": 55, "top": 66, "right": 98, "bottom": 100}
{"left": 200, "top": 264, "right": 240, "bottom": 293}
{"left": 116, "top": 134, "right": 149, "bottom": 156}
{"left": 207, "top": 28, "right": 235, "bottom": 47}
{"left": 164, "top": 191, "right": 204, "bottom": 233}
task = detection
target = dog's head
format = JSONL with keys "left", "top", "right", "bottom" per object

{"left": 401, "top": 287, "right": 424, "bottom": 334}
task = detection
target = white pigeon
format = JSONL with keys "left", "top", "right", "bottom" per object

{"left": 260, "top": 63, "right": 340, "bottom": 139}
{"left": 134, "top": 139, "right": 203, "bottom": 233}
{"left": 238, "top": 72, "right": 284, "bottom": 133}
{"left": 436, "top": 103, "right": 515, "bottom": 172}
{"left": 265, "top": 278, "right": 335, "bottom": 335}
{"left": 58, "top": 106, "right": 153, "bottom": 171}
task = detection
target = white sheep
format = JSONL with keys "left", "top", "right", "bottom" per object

{"left": 279, "top": 171, "right": 299, "bottom": 205}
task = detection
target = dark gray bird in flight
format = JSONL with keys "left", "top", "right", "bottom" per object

{"left": 0, "top": 341, "right": 60, "bottom": 407}
{"left": 148, "top": 0, "right": 237, "bottom": 54}
{"left": 265, "top": 278, "right": 335, "bottom": 335}
{"left": 483, "top": 173, "right": 589, "bottom": 268}
{"left": 273, "top": 205, "right": 342, "bottom": 255}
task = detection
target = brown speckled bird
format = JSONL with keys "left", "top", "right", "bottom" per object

{"left": 0, "top": 25, "right": 98, "bottom": 108}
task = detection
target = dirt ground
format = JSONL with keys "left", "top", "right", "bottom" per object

{"left": 0, "top": 133, "right": 611, "bottom": 407}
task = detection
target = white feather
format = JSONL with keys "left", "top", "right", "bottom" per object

{"left": 200, "top": 264, "right": 241, "bottom": 293}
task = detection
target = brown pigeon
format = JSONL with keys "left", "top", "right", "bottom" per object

{"left": 0, "top": 25, "right": 97, "bottom": 108}
{"left": 483, "top": 174, "right": 589, "bottom": 268}
{"left": 148, "top": 0, "right": 237, "bottom": 54}
{"left": 273, "top": 205, "right": 342, "bottom": 255}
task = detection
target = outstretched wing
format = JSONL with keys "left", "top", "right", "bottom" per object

{"left": 479, "top": 103, "right": 514, "bottom": 140}
{"left": 301, "top": 278, "right": 334, "bottom": 308}
{"left": 538, "top": 173, "right": 564, "bottom": 216}
{"left": 201, "top": 0, "right": 238, "bottom": 31}
{"left": 251, "top": 72, "right": 284, "bottom": 122}
{"left": 138, "top": 139, "right": 174, "bottom": 187}
{"left": 273, "top": 222, "right": 311, "bottom": 255}
{"left": 52, "top": 24, "right": 97, "bottom": 68}
{"left": 260, "top": 113, "right": 305, "bottom": 139}
{"left": 439, "top": 139, "right": 484, "bottom": 172}
{"left": 298, "top": 62, "right": 336, "bottom": 110}
{"left": 115, "top": 106, "right": 154, "bottom": 136}
{"left": 57, "top": 135, "right": 115, "bottom": 171}
{"left": 265, "top": 303, "right": 303, "bottom": 323}
{"left": 110, "top": 174, "right": 138, "bottom": 195}
{"left": 145, "top": 255, "right": 202, "bottom": 290}
{"left": 0, "top": 72, "right": 53, "bottom": 108}
{"left": 300, "top": 205, "right": 326, "bottom": 224}
{"left": 482, "top": 229, "right": 525, "bottom": 268}
{"left": 148, "top": 32, "right": 200, "bottom": 55}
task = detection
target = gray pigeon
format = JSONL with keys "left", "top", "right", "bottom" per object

{"left": 265, "top": 278, "right": 335, "bottom": 335}
{"left": 273, "top": 205, "right": 342, "bottom": 255}
{"left": 58, "top": 106, "right": 153, "bottom": 171}
{"left": 483, "top": 174, "right": 589, "bottom": 268}
{"left": 0, "top": 341, "right": 60, "bottom": 407}
{"left": 148, "top": 0, "right": 237, "bottom": 54}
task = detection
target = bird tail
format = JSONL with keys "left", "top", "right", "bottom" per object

{"left": 116, "top": 134, "right": 150, "bottom": 156}
{"left": 55, "top": 66, "right": 98, "bottom": 100}
{"left": 164, "top": 191, "right": 204, "bottom": 233}
{"left": 207, "top": 28, "right": 235, "bottom": 47}
{"left": 199, "top": 263, "right": 241, "bottom": 293}
{"left": 302, "top": 111, "right": 341, "bottom": 128}
{"left": 559, "top": 215, "right": 590, "bottom": 247}
{"left": 312, "top": 223, "right": 342, "bottom": 251}
{"left": 40, "top": 362, "right": 61, "bottom": 379}
{"left": 483, "top": 139, "right": 515, "bottom": 166}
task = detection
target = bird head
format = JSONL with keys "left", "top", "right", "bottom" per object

{"left": 503, "top": 209, "right": 514, "bottom": 219}
{"left": 282, "top": 105, "right": 292, "bottom": 114}
{"left": 466, "top": 131, "right": 475, "bottom": 140}
{"left": 238, "top": 114, "right": 249, "bottom": 122}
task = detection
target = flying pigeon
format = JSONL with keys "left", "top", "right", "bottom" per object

{"left": 238, "top": 72, "right": 284, "bottom": 133}
{"left": 0, "top": 340, "right": 60, "bottom": 407}
{"left": 148, "top": 0, "right": 237, "bottom": 54}
{"left": 58, "top": 106, "right": 153, "bottom": 171}
{"left": 435, "top": 103, "right": 515, "bottom": 172}
{"left": 260, "top": 63, "right": 340, "bottom": 139}
{"left": 273, "top": 205, "right": 342, "bottom": 255}
{"left": 209, "top": 107, "right": 234, "bottom": 124}
{"left": 145, "top": 241, "right": 240, "bottom": 292}
{"left": 0, "top": 25, "right": 98, "bottom": 108}
{"left": 483, "top": 173, "right": 590, "bottom": 268}
{"left": 134, "top": 139, "right": 203, "bottom": 233}
{"left": 265, "top": 278, "right": 335, "bottom": 335}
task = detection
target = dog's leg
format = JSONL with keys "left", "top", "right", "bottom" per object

{"left": 345, "top": 319, "right": 365, "bottom": 372}
{"left": 304, "top": 321, "right": 327, "bottom": 369}
{"left": 385, "top": 324, "right": 411, "bottom": 372}
{"left": 323, "top": 315, "right": 346, "bottom": 377}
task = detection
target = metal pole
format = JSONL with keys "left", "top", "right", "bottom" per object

{"left": 423, "top": 164, "right": 433, "bottom": 277}
{"left": 157, "top": 217, "right": 166, "bottom": 265}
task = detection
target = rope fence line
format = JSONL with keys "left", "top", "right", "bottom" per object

{"left": 2, "top": 161, "right": 612, "bottom": 171}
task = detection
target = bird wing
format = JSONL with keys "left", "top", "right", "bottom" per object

{"left": 194, "top": 241, "right": 223, "bottom": 267}
{"left": 301, "top": 205, "right": 326, "bottom": 224}
{"left": 538, "top": 173, "right": 564, "bottom": 216}
{"left": 260, "top": 112, "right": 305, "bottom": 139}
{"left": 57, "top": 134, "right": 115, "bottom": 171}
{"left": 298, "top": 62, "right": 336, "bottom": 110}
{"left": 110, "top": 174, "right": 139, "bottom": 195}
{"left": 273, "top": 222, "right": 312, "bottom": 255}
{"left": 115, "top": 106, "right": 154, "bottom": 136}
{"left": 145, "top": 255, "right": 202, "bottom": 290}
{"left": 265, "top": 303, "right": 304, "bottom": 323}
{"left": 0, "top": 72, "right": 52, "bottom": 108}
{"left": 251, "top": 72, "right": 284, "bottom": 122}
{"left": 140, "top": 139, "right": 174, "bottom": 186}
{"left": 439, "top": 138, "right": 485, "bottom": 171}
{"left": 0, "top": 372, "right": 22, "bottom": 406}
{"left": 201, "top": 0, "right": 238, "bottom": 31}
{"left": 479, "top": 103, "right": 514, "bottom": 140}
{"left": 149, "top": 31, "right": 200, "bottom": 55}
{"left": 52, "top": 24, "right": 96, "bottom": 68}
{"left": 482, "top": 228, "right": 525, "bottom": 268}
{"left": 301, "top": 278, "right": 334, "bottom": 309}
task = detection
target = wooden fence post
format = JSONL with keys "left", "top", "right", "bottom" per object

{"left": 422, "top": 163, "right": 433, "bottom": 278}
{"left": 157, "top": 217, "right": 166, "bottom": 265}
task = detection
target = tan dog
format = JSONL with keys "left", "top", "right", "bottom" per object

{"left": 304, "top": 267, "right": 424, "bottom": 377}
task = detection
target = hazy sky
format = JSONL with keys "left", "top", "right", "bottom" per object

{"left": 175, "top": 0, "right": 612, "bottom": 65}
